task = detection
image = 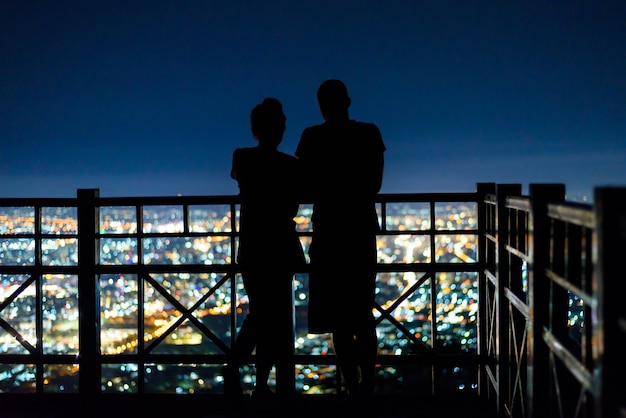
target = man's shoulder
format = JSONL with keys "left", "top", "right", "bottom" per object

{"left": 301, "top": 123, "right": 325, "bottom": 135}
{"left": 351, "top": 119, "right": 375, "bottom": 125}
{"left": 233, "top": 146, "right": 255, "bottom": 156}
{"left": 296, "top": 125, "right": 324, "bottom": 155}
{"left": 351, "top": 120, "right": 380, "bottom": 131}
{"left": 302, "top": 120, "right": 379, "bottom": 134}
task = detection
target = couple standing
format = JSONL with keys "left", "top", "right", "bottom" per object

{"left": 228, "top": 79, "right": 386, "bottom": 403}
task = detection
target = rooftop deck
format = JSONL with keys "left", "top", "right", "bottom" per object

{"left": 0, "top": 183, "right": 624, "bottom": 418}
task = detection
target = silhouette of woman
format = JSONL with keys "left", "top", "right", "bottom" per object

{"left": 226, "top": 98, "right": 305, "bottom": 400}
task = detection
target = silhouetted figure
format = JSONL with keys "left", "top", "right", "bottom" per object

{"left": 226, "top": 98, "right": 305, "bottom": 401}
{"left": 295, "top": 79, "right": 386, "bottom": 403}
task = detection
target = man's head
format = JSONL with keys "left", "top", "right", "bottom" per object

{"left": 317, "top": 79, "right": 351, "bottom": 122}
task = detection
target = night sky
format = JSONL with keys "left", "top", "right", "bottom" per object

{"left": 2, "top": 1, "right": 625, "bottom": 201}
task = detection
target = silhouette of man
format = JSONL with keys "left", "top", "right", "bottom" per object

{"left": 227, "top": 98, "right": 305, "bottom": 400}
{"left": 295, "top": 79, "right": 386, "bottom": 401}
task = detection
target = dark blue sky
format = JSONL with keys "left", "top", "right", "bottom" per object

{"left": 2, "top": 1, "right": 625, "bottom": 200}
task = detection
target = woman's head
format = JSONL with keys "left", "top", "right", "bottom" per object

{"left": 250, "top": 98, "right": 286, "bottom": 147}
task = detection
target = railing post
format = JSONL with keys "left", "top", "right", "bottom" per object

{"left": 495, "top": 183, "right": 521, "bottom": 416}
{"left": 593, "top": 187, "right": 626, "bottom": 418}
{"left": 77, "top": 188, "right": 100, "bottom": 395}
{"left": 527, "top": 183, "right": 565, "bottom": 418}
{"left": 477, "top": 181, "right": 495, "bottom": 362}
{"left": 477, "top": 182, "right": 501, "bottom": 416}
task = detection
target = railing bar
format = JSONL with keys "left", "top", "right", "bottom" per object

{"left": 376, "top": 229, "right": 480, "bottom": 236}
{"left": 93, "top": 264, "right": 483, "bottom": 274}
{"left": 0, "top": 317, "right": 36, "bottom": 353}
{"left": 0, "top": 275, "right": 36, "bottom": 311}
{"left": 504, "top": 287, "right": 529, "bottom": 318}
{"left": 376, "top": 264, "right": 482, "bottom": 273}
{"left": 98, "top": 231, "right": 237, "bottom": 239}
{"left": 485, "top": 270, "right": 497, "bottom": 286}
{"left": 506, "top": 196, "right": 530, "bottom": 212}
{"left": 96, "top": 230, "right": 484, "bottom": 238}
{"left": 485, "top": 365, "right": 497, "bottom": 389}
{"left": 34, "top": 203, "right": 44, "bottom": 388}
{"left": 0, "top": 198, "right": 77, "bottom": 205}
{"left": 543, "top": 328, "right": 594, "bottom": 394}
{"left": 505, "top": 244, "right": 530, "bottom": 263}
{"left": 377, "top": 192, "right": 479, "bottom": 203}
{"left": 162, "top": 353, "right": 475, "bottom": 368}
{"left": 547, "top": 203, "right": 595, "bottom": 229}
{"left": 183, "top": 203, "right": 190, "bottom": 233}
{"left": 545, "top": 269, "right": 596, "bottom": 308}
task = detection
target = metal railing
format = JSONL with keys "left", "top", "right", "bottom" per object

{"left": 0, "top": 187, "right": 486, "bottom": 399}
{"left": 2, "top": 183, "right": 624, "bottom": 418}
{"left": 481, "top": 184, "right": 626, "bottom": 418}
